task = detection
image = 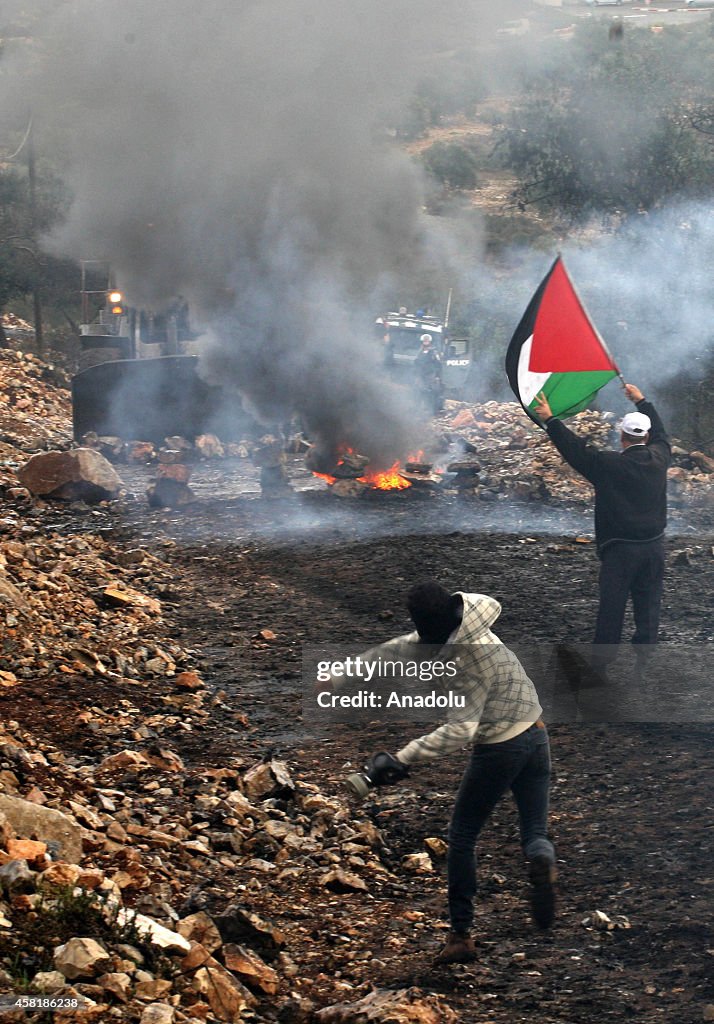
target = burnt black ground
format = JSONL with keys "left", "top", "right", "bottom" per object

{"left": 4, "top": 483, "right": 714, "bottom": 1023}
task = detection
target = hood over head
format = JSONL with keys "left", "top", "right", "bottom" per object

{"left": 450, "top": 592, "right": 502, "bottom": 643}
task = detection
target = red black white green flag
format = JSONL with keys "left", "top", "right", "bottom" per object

{"left": 506, "top": 256, "right": 619, "bottom": 424}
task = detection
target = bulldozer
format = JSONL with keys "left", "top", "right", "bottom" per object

{"left": 71, "top": 262, "right": 239, "bottom": 443}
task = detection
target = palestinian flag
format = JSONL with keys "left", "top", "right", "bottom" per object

{"left": 506, "top": 256, "right": 619, "bottom": 425}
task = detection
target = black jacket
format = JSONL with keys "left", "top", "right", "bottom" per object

{"left": 415, "top": 349, "right": 442, "bottom": 387}
{"left": 545, "top": 399, "right": 670, "bottom": 553}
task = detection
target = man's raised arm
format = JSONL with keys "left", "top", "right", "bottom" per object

{"left": 533, "top": 391, "right": 601, "bottom": 483}
{"left": 625, "top": 383, "right": 670, "bottom": 461}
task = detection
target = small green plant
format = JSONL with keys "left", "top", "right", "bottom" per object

{"left": 0, "top": 886, "right": 176, "bottom": 985}
{"left": 4, "top": 951, "right": 33, "bottom": 990}
{"left": 39, "top": 886, "right": 106, "bottom": 935}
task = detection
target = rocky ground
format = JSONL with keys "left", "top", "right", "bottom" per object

{"left": 0, "top": 349, "right": 713, "bottom": 1023}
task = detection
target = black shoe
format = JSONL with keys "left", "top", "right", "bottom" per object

{"left": 529, "top": 856, "right": 557, "bottom": 929}
{"left": 434, "top": 931, "right": 477, "bottom": 964}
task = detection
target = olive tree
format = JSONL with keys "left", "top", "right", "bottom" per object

{"left": 502, "top": 23, "right": 714, "bottom": 220}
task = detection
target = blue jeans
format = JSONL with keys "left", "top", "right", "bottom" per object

{"left": 447, "top": 722, "right": 555, "bottom": 933}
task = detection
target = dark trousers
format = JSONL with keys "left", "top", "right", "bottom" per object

{"left": 594, "top": 539, "right": 665, "bottom": 658}
{"left": 447, "top": 722, "right": 554, "bottom": 933}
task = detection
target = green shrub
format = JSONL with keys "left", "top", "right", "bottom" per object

{"left": 421, "top": 142, "right": 479, "bottom": 190}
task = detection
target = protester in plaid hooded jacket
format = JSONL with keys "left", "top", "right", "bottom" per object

{"left": 328, "top": 582, "right": 557, "bottom": 964}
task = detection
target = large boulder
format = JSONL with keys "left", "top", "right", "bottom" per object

{"left": 0, "top": 795, "right": 84, "bottom": 863}
{"left": 18, "top": 449, "right": 124, "bottom": 502}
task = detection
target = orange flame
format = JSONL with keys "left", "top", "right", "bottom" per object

{"left": 361, "top": 461, "right": 411, "bottom": 491}
{"left": 312, "top": 450, "right": 412, "bottom": 490}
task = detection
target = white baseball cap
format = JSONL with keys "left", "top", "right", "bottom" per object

{"left": 620, "top": 411, "right": 651, "bottom": 436}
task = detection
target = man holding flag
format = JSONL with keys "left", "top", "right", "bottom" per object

{"left": 506, "top": 256, "right": 671, "bottom": 670}
{"left": 534, "top": 384, "right": 670, "bottom": 668}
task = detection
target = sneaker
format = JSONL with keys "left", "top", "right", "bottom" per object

{"left": 529, "top": 855, "right": 557, "bottom": 929}
{"left": 434, "top": 931, "right": 477, "bottom": 964}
